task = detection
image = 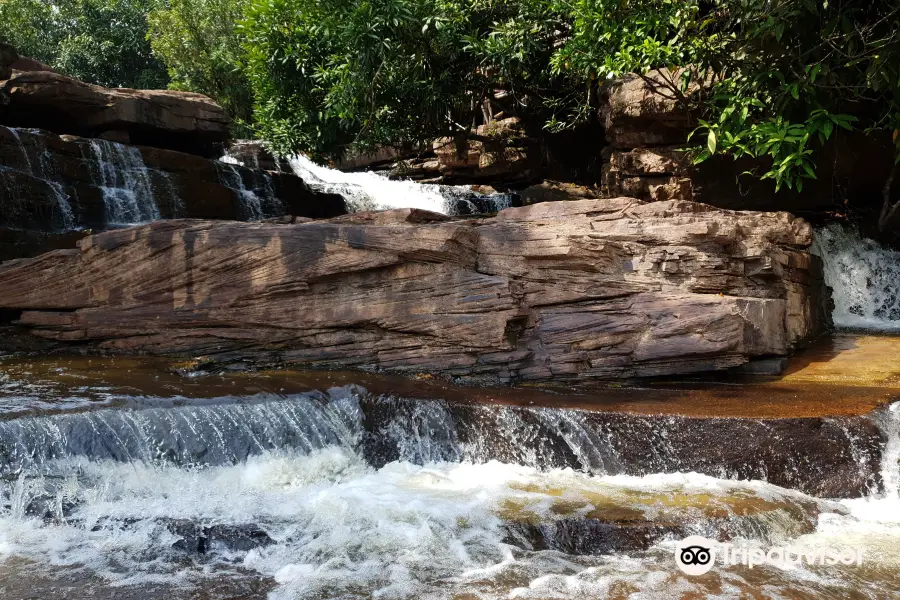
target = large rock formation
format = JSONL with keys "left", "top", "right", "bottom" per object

{"left": 0, "top": 71, "right": 229, "bottom": 157}
{"left": 0, "top": 198, "right": 829, "bottom": 380}
{"left": 598, "top": 68, "right": 900, "bottom": 247}
{"left": 0, "top": 47, "right": 349, "bottom": 261}
{"left": 600, "top": 69, "right": 697, "bottom": 203}
{"left": 0, "top": 124, "right": 346, "bottom": 260}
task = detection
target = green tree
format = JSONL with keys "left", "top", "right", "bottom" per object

{"left": 543, "top": 0, "right": 900, "bottom": 213}
{"left": 240, "top": 0, "right": 576, "bottom": 159}
{"left": 0, "top": 0, "right": 169, "bottom": 89}
{"left": 148, "top": 0, "right": 254, "bottom": 135}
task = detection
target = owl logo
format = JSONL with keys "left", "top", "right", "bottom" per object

{"left": 675, "top": 536, "right": 717, "bottom": 575}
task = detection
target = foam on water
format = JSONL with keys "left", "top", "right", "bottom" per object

{"left": 88, "top": 139, "right": 161, "bottom": 225}
{"left": 0, "top": 447, "right": 861, "bottom": 598}
{"left": 288, "top": 154, "right": 514, "bottom": 215}
{"left": 0, "top": 377, "right": 896, "bottom": 598}
{"left": 813, "top": 224, "right": 900, "bottom": 330}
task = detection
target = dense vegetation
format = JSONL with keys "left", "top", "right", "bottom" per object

{"left": 0, "top": 0, "right": 168, "bottom": 89}
{"left": 1, "top": 0, "right": 898, "bottom": 206}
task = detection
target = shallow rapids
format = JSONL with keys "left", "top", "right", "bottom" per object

{"left": 2, "top": 447, "right": 891, "bottom": 600}
{"left": 0, "top": 388, "right": 893, "bottom": 598}
{"left": 0, "top": 346, "right": 897, "bottom": 599}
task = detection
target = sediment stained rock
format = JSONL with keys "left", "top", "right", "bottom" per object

{"left": 0, "top": 198, "right": 830, "bottom": 380}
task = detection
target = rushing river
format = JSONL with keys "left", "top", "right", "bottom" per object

{"left": 0, "top": 349, "right": 897, "bottom": 599}
{"left": 1, "top": 220, "right": 900, "bottom": 598}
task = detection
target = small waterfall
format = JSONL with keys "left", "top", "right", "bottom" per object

{"left": 813, "top": 223, "right": 900, "bottom": 330}
{"left": 5, "top": 128, "right": 76, "bottom": 230}
{"left": 214, "top": 161, "right": 282, "bottom": 221}
{"left": 874, "top": 402, "right": 900, "bottom": 498}
{"left": 88, "top": 139, "right": 161, "bottom": 225}
{"left": 0, "top": 391, "right": 363, "bottom": 475}
{"left": 288, "top": 154, "right": 518, "bottom": 215}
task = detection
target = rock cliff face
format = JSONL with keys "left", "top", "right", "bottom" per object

{"left": 0, "top": 71, "right": 229, "bottom": 157}
{"left": 0, "top": 51, "right": 348, "bottom": 262}
{"left": 0, "top": 199, "right": 829, "bottom": 381}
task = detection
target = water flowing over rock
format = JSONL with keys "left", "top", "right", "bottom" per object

{"left": 288, "top": 154, "right": 519, "bottom": 216}
{"left": 0, "top": 198, "right": 828, "bottom": 380}
{"left": 0, "top": 386, "right": 884, "bottom": 498}
{"left": 813, "top": 223, "right": 900, "bottom": 330}
{"left": 0, "top": 124, "right": 347, "bottom": 260}
{"left": 213, "top": 160, "right": 283, "bottom": 221}
{"left": 88, "top": 138, "right": 161, "bottom": 225}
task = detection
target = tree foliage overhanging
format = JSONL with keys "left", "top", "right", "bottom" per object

{"left": 1, "top": 0, "right": 899, "bottom": 200}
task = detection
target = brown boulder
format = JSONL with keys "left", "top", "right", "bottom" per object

{"left": 604, "top": 68, "right": 701, "bottom": 149}
{"left": 0, "top": 71, "right": 229, "bottom": 157}
{"left": 519, "top": 180, "right": 600, "bottom": 204}
{"left": 0, "top": 199, "right": 829, "bottom": 381}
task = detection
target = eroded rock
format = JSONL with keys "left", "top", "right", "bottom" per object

{"left": 0, "top": 198, "right": 829, "bottom": 381}
{"left": 0, "top": 71, "right": 228, "bottom": 157}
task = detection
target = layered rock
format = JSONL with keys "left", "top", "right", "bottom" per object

{"left": 600, "top": 69, "right": 697, "bottom": 202}
{"left": 597, "top": 68, "right": 900, "bottom": 245}
{"left": 0, "top": 125, "right": 346, "bottom": 260}
{"left": 0, "top": 71, "right": 229, "bottom": 157}
{"left": 0, "top": 198, "right": 829, "bottom": 380}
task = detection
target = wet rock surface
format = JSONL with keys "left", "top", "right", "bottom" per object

{"left": 0, "top": 124, "right": 346, "bottom": 259}
{"left": 0, "top": 198, "right": 828, "bottom": 380}
{"left": 167, "top": 520, "right": 276, "bottom": 554}
{"left": 360, "top": 396, "right": 883, "bottom": 498}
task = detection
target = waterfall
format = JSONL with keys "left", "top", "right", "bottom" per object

{"left": 6, "top": 127, "right": 76, "bottom": 230}
{"left": 813, "top": 224, "right": 900, "bottom": 330}
{"left": 288, "top": 154, "right": 518, "bottom": 215}
{"left": 88, "top": 139, "right": 161, "bottom": 225}
{"left": 0, "top": 392, "right": 363, "bottom": 475}
{"left": 874, "top": 403, "right": 900, "bottom": 498}
{"left": 214, "top": 161, "right": 282, "bottom": 221}
{"left": 0, "top": 385, "right": 874, "bottom": 598}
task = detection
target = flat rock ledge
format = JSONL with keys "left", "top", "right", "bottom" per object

{"left": 0, "top": 198, "right": 830, "bottom": 381}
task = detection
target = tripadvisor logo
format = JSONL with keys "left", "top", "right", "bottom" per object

{"left": 674, "top": 536, "right": 865, "bottom": 575}
{"left": 675, "top": 536, "right": 716, "bottom": 575}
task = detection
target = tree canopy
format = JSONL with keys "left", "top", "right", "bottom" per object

{"left": 148, "top": 0, "right": 255, "bottom": 136}
{"left": 1, "top": 0, "right": 898, "bottom": 202}
{"left": 0, "top": 0, "right": 168, "bottom": 89}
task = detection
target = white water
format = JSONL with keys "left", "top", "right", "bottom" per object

{"left": 814, "top": 223, "right": 900, "bottom": 330}
{"left": 288, "top": 154, "right": 514, "bottom": 215}
{"left": 0, "top": 389, "right": 895, "bottom": 598}
{"left": 0, "top": 449, "right": 867, "bottom": 598}
{"left": 214, "top": 161, "right": 282, "bottom": 221}
{"left": 88, "top": 140, "right": 161, "bottom": 225}
{"left": 7, "top": 127, "right": 76, "bottom": 230}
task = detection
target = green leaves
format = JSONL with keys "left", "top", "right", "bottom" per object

{"left": 0, "top": 0, "right": 168, "bottom": 89}
{"left": 707, "top": 129, "right": 717, "bottom": 154}
{"left": 148, "top": 0, "right": 254, "bottom": 128}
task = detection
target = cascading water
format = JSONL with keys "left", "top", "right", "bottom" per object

{"left": 813, "top": 223, "right": 900, "bottom": 330}
{"left": 288, "top": 154, "right": 517, "bottom": 215}
{"left": 88, "top": 139, "right": 161, "bottom": 225}
{"left": 0, "top": 340, "right": 898, "bottom": 600}
{"left": 214, "top": 161, "right": 282, "bottom": 221}
{"left": 4, "top": 127, "right": 76, "bottom": 230}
